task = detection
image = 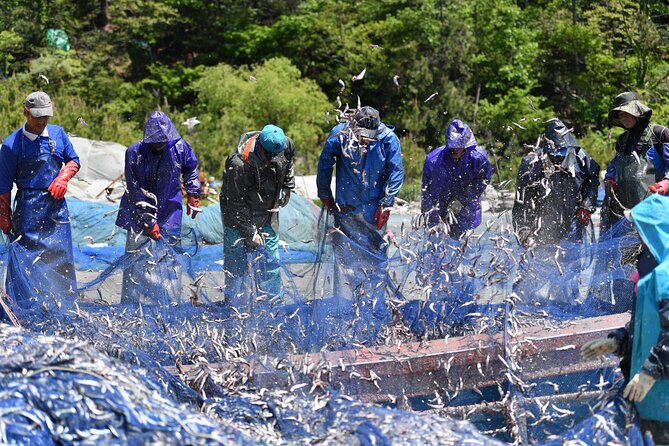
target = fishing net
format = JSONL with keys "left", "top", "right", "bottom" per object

{"left": 0, "top": 191, "right": 651, "bottom": 445}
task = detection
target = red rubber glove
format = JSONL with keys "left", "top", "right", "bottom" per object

{"left": 604, "top": 178, "right": 618, "bottom": 191}
{"left": 575, "top": 208, "right": 591, "bottom": 226}
{"left": 374, "top": 206, "right": 391, "bottom": 230}
{"left": 321, "top": 198, "right": 334, "bottom": 213}
{"left": 47, "top": 161, "right": 79, "bottom": 200}
{"left": 0, "top": 192, "right": 12, "bottom": 235}
{"left": 145, "top": 223, "right": 161, "bottom": 240}
{"left": 186, "top": 195, "right": 201, "bottom": 219}
{"left": 649, "top": 179, "right": 669, "bottom": 195}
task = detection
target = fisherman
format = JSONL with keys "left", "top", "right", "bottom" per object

{"left": 422, "top": 119, "right": 492, "bottom": 238}
{"left": 317, "top": 106, "right": 404, "bottom": 240}
{"left": 116, "top": 111, "right": 201, "bottom": 304}
{"left": 581, "top": 194, "right": 669, "bottom": 444}
{"left": 600, "top": 92, "right": 669, "bottom": 234}
{"left": 0, "top": 91, "right": 80, "bottom": 311}
{"left": 513, "top": 118, "right": 600, "bottom": 247}
{"left": 220, "top": 124, "right": 295, "bottom": 299}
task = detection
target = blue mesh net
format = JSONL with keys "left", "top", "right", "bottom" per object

{"left": 0, "top": 193, "right": 653, "bottom": 445}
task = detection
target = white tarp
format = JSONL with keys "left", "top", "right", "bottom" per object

{"left": 68, "top": 137, "right": 127, "bottom": 203}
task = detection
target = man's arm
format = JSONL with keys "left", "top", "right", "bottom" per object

{"left": 579, "top": 150, "right": 601, "bottom": 211}
{"left": 221, "top": 156, "right": 255, "bottom": 239}
{"left": 180, "top": 140, "right": 201, "bottom": 197}
{"left": 380, "top": 134, "right": 404, "bottom": 207}
{"left": 316, "top": 136, "right": 339, "bottom": 201}
{"left": 125, "top": 148, "right": 156, "bottom": 230}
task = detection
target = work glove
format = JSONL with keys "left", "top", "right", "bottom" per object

{"left": 321, "top": 198, "right": 334, "bottom": 214}
{"left": 145, "top": 223, "right": 161, "bottom": 240}
{"left": 247, "top": 230, "right": 264, "bottom": 248}
{"left": 186, "top": 195, "right": 201, "bottom": 219}
{"left": 374, "top": 206, "right": 391, "bottom": 230}
{"left": 649, "top": 179, "right": 669, "bottom": 195}
{"left": 575, "top": 208, "right": 591, "bottom": 226}
{"left": 580, "top": 337, "right": 619, "bottom": 361}
{"left": 0, "top": 192, "right": 11, "bottom": 235}
{"left": 47, "top": 161, "right": 79, "bottom": 200}
{"left": 623, "top": 371, "right": 657, "bottom": 402}
{"left": 604, "top": 178, "right": 619, "bottom": 191}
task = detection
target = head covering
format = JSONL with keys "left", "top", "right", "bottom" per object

{"left": 143, "top": 111, "right": 181, "bottom": 144}
{"left": 542, "top": 118, "right": 578, "bottom": 156}
{"left": 631, "top": 194, "right": 669, "bottom": 263}
{"left": 24, "top": 91, "right": 53, "bottom": 117}
{"left": 353, "top": 106, "right": 380, "bottom": 139}
{"left": 258, "top": 124, "right": 286, "bottom": 154}
{"left": 608, "top": 92, "right": 652, "bottom": 127}
{"left": 445, "top": 119, "right": 477, "bottom": 150}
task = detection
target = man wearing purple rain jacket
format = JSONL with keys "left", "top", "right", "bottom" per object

{"left": 116, "top": 111, "right": 201, "bottom": 304}
{"left": 421, "top": 119, "right": 492, "bottom": 238}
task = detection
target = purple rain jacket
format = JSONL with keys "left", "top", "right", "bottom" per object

{"left": 116, "top": 111, "right": 200, "bottom": 233}
{"left": 421, "top": 120, "right": 492, "bottom": 231}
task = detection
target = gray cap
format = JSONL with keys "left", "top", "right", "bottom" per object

{"left": 24, "top": 91, "right": 53, "bottom": 117}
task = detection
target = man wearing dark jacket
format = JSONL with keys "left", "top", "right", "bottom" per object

{"left": 513, "top": 118, "right": 600, "bottom": 247}
{"left": 601, "top": 92, "right": 669, "bottom": 235}
{"left": 220, "top": 124, "right": 295, "bottom": 299}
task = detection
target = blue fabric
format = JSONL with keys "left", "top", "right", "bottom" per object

{"left": 142, "top": 111, "right": 181, "bottom": 144}
{"left": 630, "top": 194, "right": 669, "bottom": 422}
{"left": 445, "top": 119, "right": 478, "bottom": 149}
{"left": 316, "top": 122, "right": 404, "bottom": 225}
{"left": 421, "top": 121, "right": 492, "bottom": 230}
{"left": 116, "top": 113, "right": 200, "bottom": 232}
{"left": 0, "top": 125, "right": 80, "bottom": 193}
{"left": 0, "top": 124, "right": 79, "bottom": 305}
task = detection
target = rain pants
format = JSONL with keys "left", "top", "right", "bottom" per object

{"left": 601, "top": 120, "right": 669, "bottom": 233}
{"left": 421, "top": 120, "right": 492, "bottom": 236}
{"left": 512, "top": 146, "right": 600, "bottom": 245}
{"left": 317, "top": 122, "right": 404, "bottom": 226}
{"left": 221, "top": 131, "right": 295, "bottom": 299}
{"left": 115, "top": 112, "right": 200, "bottom": 304}
{"left": 0, "top": 124, "right": 79, "bottom": 306}
{"left": 628, "top": 194, "right": 669, "bottom": 423}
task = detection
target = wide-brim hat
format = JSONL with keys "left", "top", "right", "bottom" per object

{"left": 607, "top": 91, "right": 652, "bottom": 125}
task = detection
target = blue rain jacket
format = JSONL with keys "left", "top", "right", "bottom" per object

{"left": 0, "top": 124, "right": 80, "bottom": 305}
{"left": 317, "top": 122, "right": 404, "bottom": 225}
{"left": 421, "top": 120, "right": 492, "bottom": 230}
{"left": 116, "top": 112, "right": 200, "bottom": 233}
{"left": 630, "top": 194, "right": 669, "bottom": 422}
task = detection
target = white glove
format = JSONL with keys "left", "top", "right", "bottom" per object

{"left": 247, "top": 231, "right": 264, "bottom": 248}
{"left": 623, "top": 371, "right": 657, "bottom": 402}
{"left": 580, "top": 338, "right": 619, "bottom": 361}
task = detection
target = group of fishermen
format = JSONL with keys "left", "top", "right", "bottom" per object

{"left": 0, "top": 90, "right": 668, "bottom": 441}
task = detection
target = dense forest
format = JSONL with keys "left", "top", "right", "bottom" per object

{"left": 1, "top": 0, "right": 667, "bottom": 200}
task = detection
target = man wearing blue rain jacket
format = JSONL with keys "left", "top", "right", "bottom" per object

{"left": 0, "top": 91, "right": 80, "bottom": 309}
{"left": 422, "top": 119, "right": 492, "bottom": 238}
{"left": 116, "top": 111, "right": 201, "bottom": 304}
{"left": 582, "top": 194, "right": 669, "bottom": 443}
{"left": 317, "top": 106, "right": 404, "bottom": 234}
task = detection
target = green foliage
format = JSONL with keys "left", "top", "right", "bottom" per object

{"left": 191, "top": 57, "right": 331, "bottom": 175}
{"left": 0, "top": 0, "right": 667, "bottom": 203}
